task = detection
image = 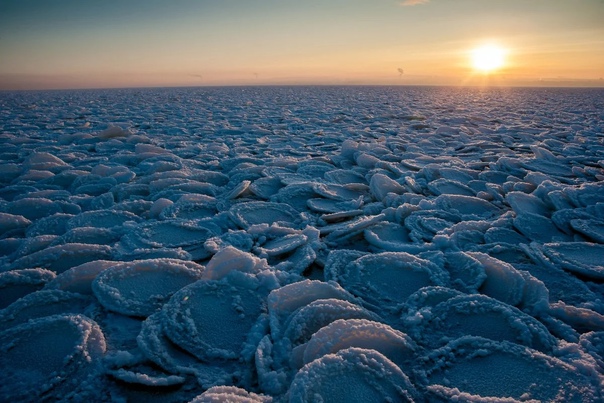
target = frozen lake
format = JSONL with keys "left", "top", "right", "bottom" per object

{"left": 1, "top": 86, "right": 604, "bottom": 401}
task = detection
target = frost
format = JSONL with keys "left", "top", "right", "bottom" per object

{"left": 1, "top": 87, "right": 603, "bottom": 401}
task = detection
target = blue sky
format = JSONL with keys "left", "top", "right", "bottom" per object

{"left": 1, "top": 0, "right": 603, "bottom": 89}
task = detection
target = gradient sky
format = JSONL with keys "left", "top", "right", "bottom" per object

{"left": 1, "top": 0, "right": 603, "bottom": 90}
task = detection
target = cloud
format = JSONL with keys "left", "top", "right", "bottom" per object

{"left": 400, "top": 0, "right": 429, "bottom": 6}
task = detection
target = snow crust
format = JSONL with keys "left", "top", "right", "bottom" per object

{"left": 1, "top": 86, "right": 603, "bottom": 401}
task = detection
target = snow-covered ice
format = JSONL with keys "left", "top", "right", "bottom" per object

{"left": 1, "top": 85, "right": 604, "bottom": 401}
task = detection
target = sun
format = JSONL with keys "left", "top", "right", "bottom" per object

{"left": 471, "top": 45, "right": 506, "bottom": 73}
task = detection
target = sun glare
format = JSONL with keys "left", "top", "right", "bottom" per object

{"left": 471, "top": 45, "right": 506, "bottom": 73}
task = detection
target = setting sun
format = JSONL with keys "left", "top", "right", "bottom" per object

{"left": 471, "top": 45, "right": 506, "bottom": 73}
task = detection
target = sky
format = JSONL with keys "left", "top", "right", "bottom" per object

{"left": 0, "top": 0, "right": 603, "bottom": 90}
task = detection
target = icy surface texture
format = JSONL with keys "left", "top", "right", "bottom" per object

{"left": 1, "top": 86, "right": 604, "bottom": 401}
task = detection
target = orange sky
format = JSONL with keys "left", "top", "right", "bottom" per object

{"left": 1, "top": 0, "right": 603, "bottom": 90}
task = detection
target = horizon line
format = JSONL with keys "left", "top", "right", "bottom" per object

{"left": 2, "top": 82, "right": 603, "bottom": 93}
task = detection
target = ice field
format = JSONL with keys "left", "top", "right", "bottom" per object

{"left": 1, "top": 85, "right": 604, "bottom": 402}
